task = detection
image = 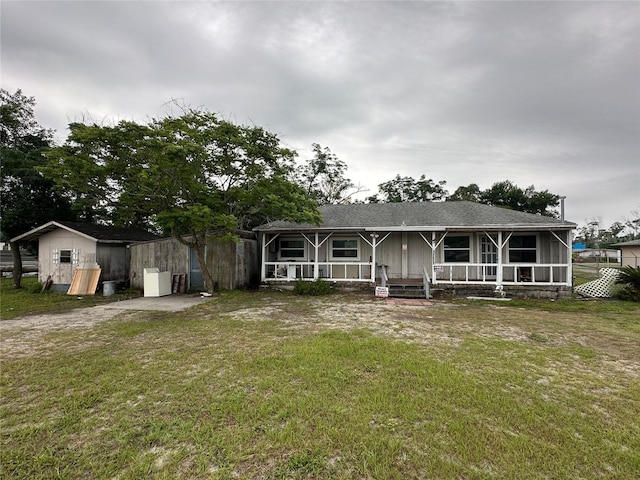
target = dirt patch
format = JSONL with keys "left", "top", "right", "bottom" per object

{"left": 0, "top": 295, "right": 211, "bottom": 358}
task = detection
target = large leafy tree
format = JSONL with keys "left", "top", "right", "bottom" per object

{"left": 367, "top": 175, "right": 448, "bottom": 203}
{"left": 293, "top": 143, "right": 364, "bottom": 204}
{"left": 448, "top": 183, "right": 481, "bottom": 202}
{"left": 448, "top": 180, "right": 560, "bottom": 217}
{"left": 44, "top": 109, "right": 321, "bottom": 291}
{"left": 0, "top": 88, "right": 75, "bottom": 288}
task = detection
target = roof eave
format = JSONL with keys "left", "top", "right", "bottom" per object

{"left": 10, "top": 221, "right": 99, "bottom": 243}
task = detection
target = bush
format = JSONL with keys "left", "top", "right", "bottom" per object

{"left": 614, "top": 266, "right": 640, "bottom": 302}
{"left": 293, "top": 278, "right": 333, "bottom": 296}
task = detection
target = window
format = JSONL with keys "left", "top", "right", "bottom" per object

{"left": 279, "top": 239, "right": 305, "bottom": 259}
{"left": 509, "top": 235, "right": 537, "bottom": 262}
{"left": 331, "top": 239, "right": 359, "bottom": 259}
{"left": 59, "top": 250, "right": 72, "bottom": 264}
{"left": 444, "top": 236, "right": 470, "bottom": 262}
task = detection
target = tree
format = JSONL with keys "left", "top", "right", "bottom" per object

{"left": 44, "top": 109, "right": 321, "bottom": 292}
{"left": 293, "top": 143, "right": 365, "bottom": 204}
{"left": 0, "top": 89, "right": 76, "bottom": 288}
{"left": 367, "top": 175, "right": 448, "bottom": 203}
{"left": 448, "top": 183, "right": 481, "bottom": 202}
{"left": 477, "top": 180, "right": 560, "bottom": 217}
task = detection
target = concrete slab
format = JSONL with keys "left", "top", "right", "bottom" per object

{"left": 103, "top": 294, "right": 212, "bottom": 312}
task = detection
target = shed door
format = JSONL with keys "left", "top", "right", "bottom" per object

{"left": 189, "top": 247, "right": 204, "bottom": 290}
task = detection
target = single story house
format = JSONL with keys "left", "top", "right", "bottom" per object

{"left": 10, "top": 221, "right": 158, "bottom": 291}
{"left": 610, "top": 239, "right": 640, "bottom": 268}
{"left": 254, "top": 201, "right": 576, "bottom": 298}
{"left": 129, "top": 233, "right": 259, "bottom": 292}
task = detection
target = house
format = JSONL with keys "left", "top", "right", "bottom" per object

{"left": 610, "top": 239, "right": 640, "bottom": 268}
{"left": 10, "top": 221, "right": 158, "bottom": 291}
{"left": 128, "top": 233, "right": 259, "bottom": 292}
{"left": 254, "top": 201, "right": 576, "bottom": 298}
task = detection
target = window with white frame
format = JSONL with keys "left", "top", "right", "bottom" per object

{"left": 509, "top": 235, "right": 537, "bottom": 262}
{"left": 279, "top": 239, "right": 305, "bottom": 259}
{"left": 331, "top": 238, "right": 359, "bottom": 260}
{"left": 59, "top": 250, "right": 72, "bottom": 263}
{"left": 443, "top": 236, "right": 470, "bottom": 262}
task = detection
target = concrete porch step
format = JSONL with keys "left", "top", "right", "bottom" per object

{"left": 387, "top": 284, "right": 427, "bottom": 299}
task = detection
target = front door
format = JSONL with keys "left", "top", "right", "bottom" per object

{"left": 481, "top": 235, "right": 498, "bottom": 278}
{"left": 189, "top": 247, "right": 204, "bottom": 291}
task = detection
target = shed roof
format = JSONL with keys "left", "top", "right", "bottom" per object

{"left": 610, "top": 239, "right": 640, "bottom": 247}
{"left": 11, "top": 221, "right": 159, "bottom": 244}
{"left": 255, "top": 201, "right": 576, "bottom": 232}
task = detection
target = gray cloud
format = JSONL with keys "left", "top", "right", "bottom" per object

{"left": 2, "top": 0, "right": 638, "bottom": 227}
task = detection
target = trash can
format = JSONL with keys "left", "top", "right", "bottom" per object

{"left": 103, "top": 280, "right": 117, "bottom": 296}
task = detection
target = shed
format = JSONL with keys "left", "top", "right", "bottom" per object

{"left": 610, "top": 239, "right": 640, "bottom": 267}
{"left": 10, "top": 221, "right": 158, "bottom": 291}
{"left": 129, "top": 233, "right": 259, "bottom": 292}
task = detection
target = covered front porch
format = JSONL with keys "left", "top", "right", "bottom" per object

{"left": 258, "top": 228, "right": 573, "bottom": 292}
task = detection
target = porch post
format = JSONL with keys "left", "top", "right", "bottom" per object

{"left": 566, "top": 230, "right": 573, "bottom": 286}
{"left": 261, "top": 233, "right": 267, "bottom": 282}
{"left": 314, "top": 232, "right": 319, "bottom": 280}
{"left": 496, "top": 231, "right": 503, "bottom": 289}
{"left": 371, "top": 233, "right": 378, "bottom": 284}
{"left": 431, "top": 232, "right": 437, "bottom": 285}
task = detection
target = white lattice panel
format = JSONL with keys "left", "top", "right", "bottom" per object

{"left": 574, "top": 268, "right": 620, "bottom": 298}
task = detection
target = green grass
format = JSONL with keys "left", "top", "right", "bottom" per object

{"left": 573, "top": 262, "right": 620, "bottom": 286}
{"left": 0, "top": 277, "right": 138, "bottom": 320}
{"left": 1, "top": 291, "right": 639, "bottom": 479}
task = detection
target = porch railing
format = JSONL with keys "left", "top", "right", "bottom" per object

{"left": 264, "top": 261, "right": 571, "bottom": 286}
{"left": 433, "top": 263, "right": 571, "bottom": 285}
{"left": 264, "top": 261, "right": 373, "bottom": 282}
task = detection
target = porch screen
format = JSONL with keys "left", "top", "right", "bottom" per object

{"left": 509, "top": 235, "right": 537, "bottom": 262}
{"left": 332, "top": 239, "right": 358, "bottom": 258}
{"left": 444, "top": 236, "right": 470, "bottom": 262}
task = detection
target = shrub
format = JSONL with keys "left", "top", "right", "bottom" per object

{"left": 294, "top": 278, "right": 333, "bottom": 296}
{"left": 614, "top": 266, "right": 640, "bottom": 302}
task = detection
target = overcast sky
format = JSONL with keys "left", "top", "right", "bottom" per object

{"left": 2, "top": 1, "right": 639, "bottom": 229}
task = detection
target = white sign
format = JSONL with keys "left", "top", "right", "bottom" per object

{"left": 375, "top": 286, "right": 389, "bottom": 298}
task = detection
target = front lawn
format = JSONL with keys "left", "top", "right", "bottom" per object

{"left": 0, "top": 277, "right": 137, "bottom": 320}
{"left": 1, "top": 291, "right": 639, "bottom": 479}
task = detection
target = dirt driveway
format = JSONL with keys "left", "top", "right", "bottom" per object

{"left": 0, "top": 295, "right": 211, "bottom": 358}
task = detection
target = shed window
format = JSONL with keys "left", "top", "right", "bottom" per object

{"left": 331, "top": 239, "right": 359, "bottom": 260}
{"left": 279, "top": 239, "right": 305, "bottom": 259}
{"left": 59, "top": 250, "right": 72, "bottom": 264}
{"left": 444, "top": 236, "right": 470, "bottom": 262}
{"left": 509, "top": 235, "right": 537, "bottom": 262}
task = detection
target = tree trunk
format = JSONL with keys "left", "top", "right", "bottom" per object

{"left": 10, "top": 241, "right": 23, "bottom": 289}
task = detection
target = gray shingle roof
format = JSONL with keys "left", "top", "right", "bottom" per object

{"left": 255, "top": 201, "right": 576, "bottom": 232}
{"left": 11, "top": 221, "right": 159, "bottom": 243}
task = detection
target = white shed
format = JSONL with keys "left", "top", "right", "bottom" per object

{"left": 11, "top": 221, "right": 158, "bottom": 291}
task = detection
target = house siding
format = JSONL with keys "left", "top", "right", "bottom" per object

{"left": 620, "top": 246, "right": 640, "bottom": 267}
{"left": 38, "top": 230, "right": 96, "bottom": 285}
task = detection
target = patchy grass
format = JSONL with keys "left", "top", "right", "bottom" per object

{"left": 0, "top": 277, "right": 138, "bottom": 320}
{"left": 1, "top": 291, "right": 639, "bottom": 479}
{"left": 573, "top": 262, "right": 620, "bottom": 286}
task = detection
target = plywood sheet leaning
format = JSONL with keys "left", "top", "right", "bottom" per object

{"left": 67, "top": 268, "right": 102, "bottom": 295}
